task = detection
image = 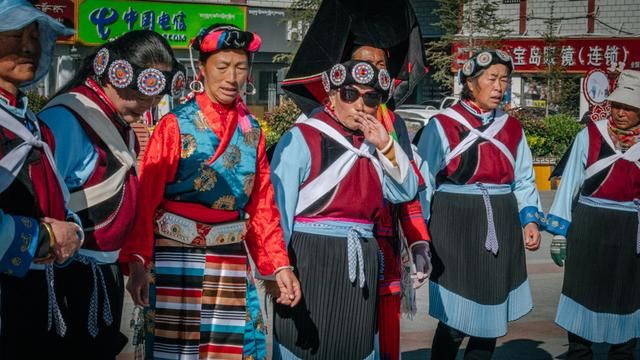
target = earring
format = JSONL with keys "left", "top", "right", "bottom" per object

{"left": 189, "top": 79, "right": 204, "bottom": 94}
{"left": 244, "top": 82, "right": 256, "bottom": 96}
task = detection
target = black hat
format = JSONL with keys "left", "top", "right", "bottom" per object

{"left": 459, "top": 49, "right": 514, "bottom": 84}
{"left": 322, "top": 60, "right": 391, "bottom": 98}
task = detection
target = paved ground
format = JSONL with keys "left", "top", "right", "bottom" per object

{"left": 117, "top": 191, "right": 639, "bottom": 359}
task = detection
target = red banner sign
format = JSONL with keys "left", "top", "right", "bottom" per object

{"left": 453, "top": 37, "right": 640, "bottom": 73}
{"left": 34, "top": 0, "right": 75, "bottom": 43}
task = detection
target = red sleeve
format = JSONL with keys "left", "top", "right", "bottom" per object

{"left": 400, "top": 198, "right": 431, "bottom": 246}
{"left": 119, "top": 115, "right": 181, "bottom": 272}
{"left": 243, "top": 132, "right": 290, "bottom": 276}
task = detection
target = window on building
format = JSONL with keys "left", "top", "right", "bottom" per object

{"left": 258, "top": 70, "right": 277, "bottom": 103}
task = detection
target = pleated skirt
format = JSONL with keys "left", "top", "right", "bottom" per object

{"left": 428, "top": 191, "right": 533, "bottom": 338}
{"left": 273, "top": 231, "right": 379, "bottom": 360}
{"left": 556, "top": 201, "right": 640, "bottom": 344}
{"left": 145, "top": 238, "right": 248, "bottom": 360}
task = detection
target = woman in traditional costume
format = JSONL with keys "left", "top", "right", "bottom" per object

{"left": 414, "top": 50, "right": 544, "bottom": 359}
{"left": 0, "top": 1, "right": 85, "bottom": 358}
{"left": 547, "top": 69, "right": 640, "bottom": 359}
{"left": 350, "top": 44, "right": 432, "bottom": 360}
{"left": 270, "top": 59, "right": 417, "bottom": 360}
{"left": 120, "top": 24, "right": 301, "bottom": 360}
{"left": 38, "top": 30, "right": 184, "bottom": 358}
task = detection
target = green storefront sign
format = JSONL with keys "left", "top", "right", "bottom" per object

{"left": 78, "top": 0, "right": 246, "bottom": 48}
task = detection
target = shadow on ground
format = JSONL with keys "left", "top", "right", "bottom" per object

{"left": 401, "top": 338, "right": 640, "bottom": 359}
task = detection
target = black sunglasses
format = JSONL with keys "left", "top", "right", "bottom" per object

{"left": 339, "top": 86, "right": 382, "bottom": 108}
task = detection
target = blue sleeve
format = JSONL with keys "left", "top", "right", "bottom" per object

{"left": 415, "top": 118, "right": 449, "bottom": 221}
{"left": 0, "top": 211, "right": 40, "bottom": 277}
{"left": 512, "top": 130, "right": 545, "bottom": 227}
{"left": 380, "top": 153, "right": 418, "bottom": 204}
{"left": 269, "top": 127, "right": 311, "bottom": 246}
{"left": 547, "top": 129, "right": 589, "bottom": 236}
{"left": 39, "top": 106, "right": 98, "bottom": 191}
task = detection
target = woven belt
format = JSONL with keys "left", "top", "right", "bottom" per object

{"left": 154, "top": 209, "right": 246, "bottom": 247}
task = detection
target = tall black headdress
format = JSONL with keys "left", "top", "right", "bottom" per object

{"left": 282, "top": 0, "right": 427, "bottom": 114}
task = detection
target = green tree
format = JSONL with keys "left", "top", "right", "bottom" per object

{"left": 426, "top": 0, "right": 512, "bottom": 91}
{"left": 534, "top": 1, "right": 580, "bottom": 117}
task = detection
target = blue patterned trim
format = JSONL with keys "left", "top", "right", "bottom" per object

{"left": 0, "top": 216, "right": 39, "bottom": 277}
{"left": 545, "top": 213, "right": 571, "bottom": 236}
{"left": 293, "top": 220, "right": 374, "bottom": 238}
{"left": 428, "top": 280, "right": 533, "bottom": 338}
{"left": 244, "top": 277, "right": 267, "bottom": 359}
{"left": 519, "top": 206, "right": 545, "bottom": 227}
{"left": 555, "top": 294, "right": 640, "bottom": 344}
{"left": 578, "top": 195, "right": 637, "bottom": 213}
{"left": 437, "top": 183, "right": 511, "bottom": 195}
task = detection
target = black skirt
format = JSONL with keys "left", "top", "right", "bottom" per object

{"left": 273, "top": 231, "right": 379, "bottom": 360}
{"left": 428, "top": 191, "right": 532, "bottom": 338}
{"left": 555, "top": 201, "right": 640, "bottom": 343}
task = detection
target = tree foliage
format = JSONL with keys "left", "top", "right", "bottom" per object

{"left": 534, "top": 1, "right": 580, "bottom": 117}
{"left": 426, "top": 0, "right": 512, "bottom": 91}
{"left": 521, "top": 114, "right": 583, "bottom": 158}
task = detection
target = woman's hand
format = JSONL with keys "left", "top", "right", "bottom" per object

{"left": 126, "top": 260, "right": 150, "bottom": 306}
{"left": 42, "top": 217, "right": 82, "bottom": 264}
{"left": 353, "top": 112, "right": 389, "bottom": 149}
{"left": 524, "top": 222, "right": 541, "bottom": 251}
{"left": 267, "top": 268, "right": 301, "bottom": 307}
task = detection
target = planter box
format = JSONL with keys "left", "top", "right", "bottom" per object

{"left": 533, "top": 157, "right": 557, "bottom": 191}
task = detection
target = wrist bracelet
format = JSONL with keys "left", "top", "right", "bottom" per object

{"left": 274, "top": 265, "right": 295, "bottom": 275}
{"left": 380, "top": 137, "right": 394, "bottom": 154}
{"left": 35, "top": 222, "right": 57, "bottom": 263}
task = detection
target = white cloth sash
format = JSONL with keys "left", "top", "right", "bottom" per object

{"left": 43, "top": 93, "right": 137, "bottom": 212}
{"left": 441, "top": 108, "right": 515, "bottom": 168}
{"left": 295, "top": 118, "right": 383, "bottom": 216}
{"left": 0, "top": 107, "right": 68, "bottom": 202}
{"left": 585, "top": 120, "right": 640, "bottom": 180}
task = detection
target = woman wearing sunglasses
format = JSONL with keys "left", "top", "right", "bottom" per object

{"left": 414, "top": 50, "right": 543, "bottom": 359}
{"left": 37, "top": 30, "right": 184, "bottom": 358}
{"left": 269, "top": 60, "right": 417, "bottom": 359}
{"left": 120, "top": 24, "right": 301, "bottom": 360}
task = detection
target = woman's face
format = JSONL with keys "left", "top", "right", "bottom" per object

{"left": 610, "top": 102, "right": 640, "bottom": 130}
{"left": 328, "top": 84, "right": 380, "bottom": 130}
{"left": 103, "top": 64, "right": 169, "bottom": 124}
{"left": 467, "top": 63, "right": 509, "bottom": 112}
{"left": 200, "top": 49, "right": 249, "bottom": 105}
{"left": 0, "top": 23, "right": 41, "bottom": 93}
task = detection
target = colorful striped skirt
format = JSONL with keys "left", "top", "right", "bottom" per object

{"left": 145, "top": 238, "right": 249, "bottom": 360}
{"left": 555, "top": 201, "right": 640, "bottom": 344}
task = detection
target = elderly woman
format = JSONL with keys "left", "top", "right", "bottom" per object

{"left": 37, "top": 30, "right": 184, "bottom": 358}
{"left": 270, "top": 60, "right": 417, "bottom": 359}
{"left": 0, "top": 0, "right": 84, "bottom": 358}
{"left": 120, "top": 24, "right": 300, "bottom": 360}
{"left": 546, "top": 69, "right": 640, "bottom": 359}
{"left": 414, "top": 50, "right": 543, "bottom": 359}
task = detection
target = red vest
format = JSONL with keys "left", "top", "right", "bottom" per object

{"left": 582, "top": 121, "right": 640, "bottom": 202}
{"left": 0, "top": 120, "right": 65, "bottom": 221}
{"left": 296, "top": 111, "right": 384, "bottom": 222}
{"left": 56, "top": 85, "right": 140, "bottom": 251}
{"left": 435, "top": 103, "right": 522, "bottom": 186}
